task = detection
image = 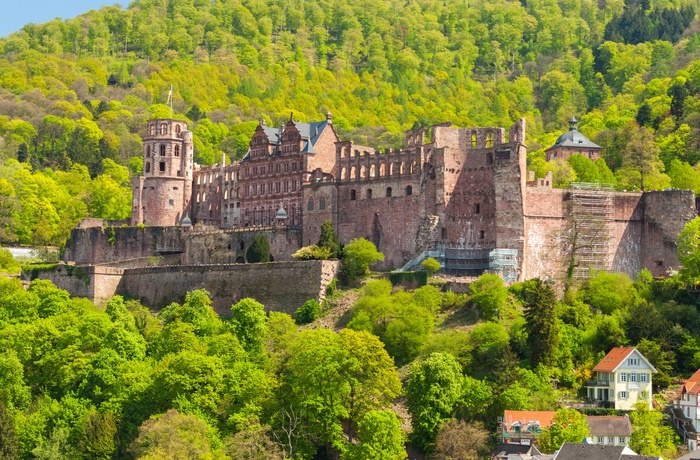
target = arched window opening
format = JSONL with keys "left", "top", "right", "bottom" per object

{"left": 159, "top": 162, "right": 166, "bottom": 172}
{"left": 319, "top": 196, "right": 326, "bottom": 209}
{"left": 360, "top": 165, "right": 366, "bottom": 179}
{"left": 341, "top": 167, "right": 347, "bottom": 180}
{"left": 160, "top": 124, "right": 167, "bottom": 135}
{"left": 370, "top": 164, "right": 376, "bottom": 178}
{"left": 307, "top": 197, "right": 315, "bottom": 211}
{"left": 146, "top": 145, "right": 151, "bottom": 157}
{"left": 406, "top": 185, "right": 413, "bottom": 196}
{"left": 400, "top": 162, "right": 405, "bottom": 174}
{"left": 351, "top": 167, "right": 357, "bottom": 179}
{"left": 386, "top": 187, "right": 392, "bottom": 197}
{"left": 148, "top": 124, "right": 154, "bottom": 135}
{"left": 380, "top": 164, "right": 386, "bottom": 176}
{"left": 196, "top": 192, "right": 200, "bottom": 202}
{"left": 202, "top": 192, "right": 206, "bottom": 201}
{"left": 486, "top": 132, "right": 494, "bottom": 148}
{"left": 175, "top": 124, "right": 181, "bottom": 135}
{"left": 471, "top": 132, "right": 477, "bottom": 149}
{"left": 224, "top": 189, "right": 229, "bottom": 200}
{"left": 390, "top": 163, "right": 395, "bottom": 175}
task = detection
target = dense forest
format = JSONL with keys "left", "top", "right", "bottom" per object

{"left": 2, "top": 0, "right": 700, "bottom": 246}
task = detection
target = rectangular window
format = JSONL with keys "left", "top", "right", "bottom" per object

{"left": 291, "top": 180, "right": 296, "bottom": 191}
{"left": 608, "top": 437, "right": 614, "bottom": 444}
{"left": 284, "top": 181, "right": 288, "bottom": 192}
{"left": 475, "top": 203, "right": 481, "bottom": 214}
{"left": 630, "top": 373, "right": 637, "bottom": 383}
{"left": 245, "top": 186, "right": 250, "bottom": 196}
{"left": 168, "top": 199, "right": 174, "bottom": 206}
{"left": 597, "top": 437, "right": 604, "bottom": 444}
{"left": 619, "top": 391, "right": 628, "bottom": 399}
{"left": 620, "top": 373, "right": 627, "bottom": 383}
{"left": 276, "top": 182, "right": 280, "bottom": 193}
{"left": 619, "top": 437, "right": 626, "bottom": 444}
{"left": 159, "top": 162, "right": 166, "bottom": 172}
{"left": 640, "top": 373, "right": 648, "bottom": 383}
{"left": 292, "top": 162, "right": 297, "bottom": 171}
{"left": 628, "top": 358, "right": 639, "bottom": 366}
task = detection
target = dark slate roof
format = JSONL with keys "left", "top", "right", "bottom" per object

{"left": 554, "top": 443, "right": 626, "bottom": 460}
{"left": 620, "top": 456, "right": 660, "bottom": 460}
{"left": 262, "top": 120, "right": 330, "bottom": 148}
{"left": 546, "top": 121, "right": 601, "bottom": 151}
{"left": 586, "top": 416, "right": 633, "bottom": 437}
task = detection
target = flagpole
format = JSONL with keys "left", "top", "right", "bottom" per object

{"left": 169, "top": 84, "right": 173, "bottom": 119}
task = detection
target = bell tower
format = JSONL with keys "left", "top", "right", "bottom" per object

{"left": 131, "top": 119, "right": 194, "bottom": 226}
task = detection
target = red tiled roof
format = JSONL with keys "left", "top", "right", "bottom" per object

{"left": 592, "top": 347, "right": 636, "bottom": 372}
{"left": 503, "top": 410, "right": 556, "bottom": 431}
{"left": 683, "top": 369, "right": 700, "bottom": 395}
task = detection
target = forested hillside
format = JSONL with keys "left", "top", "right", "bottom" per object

{"left": 2, "top": 0, "right": 700, "bottom": 246}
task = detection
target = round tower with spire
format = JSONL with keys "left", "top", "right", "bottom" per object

{"left": 131, "top": 119, "right": 194, "bottom": 226}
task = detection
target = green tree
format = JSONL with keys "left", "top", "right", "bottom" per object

{"left": 76, "top": 412, "right": 117, "bottom": 460}
{"left": 318, "top": 220, "right": 340, "bottom": 258}
{"left": 619, "top": 126, "right": 665, "bottom": 191}
{"left": 295, "top": 299, "right": 320, "bottom": 325}
{"left": 405, "top": 353, "right": 463, "bottom": 452}
{"left": 129, "top": 409, "right": 221, "bottom": 459}
{"left": 341, "top": 238, "right": 384, "bottom": 281}
{"left": 0, "top": 400, "right": 19, "bottom": 460}
{"left": 469, "top": 274, "right": 508, "bottom": 320}
{"left": 523, "top": 279, "right": 560, "bottom": 366}
{"left": 421, "top": 258, "right": 441, "bottom": 277}
{"left": 537, "top": 409, "right": 589, "bottom": 454}
{"left": 246, "top": 235, "right": 270, "bottom": 263}
{"left": 230, "top": 298, "right": 267, "bottom": 354}
{"left": 629, "top": 403, "right": 678, "bottom": 457}
{"left": 343, "top": 410, "right": 406, "bottom": 460}
{"left": 678, "top": 217, "right": 700, "bottom": 281}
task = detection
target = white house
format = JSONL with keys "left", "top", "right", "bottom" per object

{"left": 585, "top": 347, "right": 656, "bottom": 410}
{"left": 585, "top": 416, "right": 632, "bottom": 447}
{"left": 672, "top": 369, "right": 700, "bottom": 451}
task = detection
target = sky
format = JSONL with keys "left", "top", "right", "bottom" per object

{"left": 0, "top": 1, "right": 122, "bottom": 38}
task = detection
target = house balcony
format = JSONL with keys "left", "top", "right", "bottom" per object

{"left": 586, "top": 379, "right": 611, "bottom": 387}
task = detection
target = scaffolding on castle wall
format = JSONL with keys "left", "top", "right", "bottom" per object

{"left": 567, "top": 182, "right": 615, "bottom": 281}
{"left": 490, "top": 249, "right": 519, "bottom": 283}
{"left": 398, "top": 246, "right": 519, "bottom": 280}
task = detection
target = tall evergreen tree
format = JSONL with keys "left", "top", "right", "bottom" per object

{"left": 0, "top": 400, "right": 19, "bottom": 460}
{"left": 318, "top": 220, "right": 340, "bottom": 258}
{"left": 523, "top": 279, "right": 559, "bottom": 367}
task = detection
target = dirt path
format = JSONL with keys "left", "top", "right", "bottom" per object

{"left": 304, "top": 288, "right": 361, "bottom": 332}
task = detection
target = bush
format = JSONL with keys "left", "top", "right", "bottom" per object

{"left": 469, "top": 274, "right": 508, "bottom": 320}
{"left": 292, "top": 245, "right": 332, "bottom": 261}
{"left": 340, "top": 238, "right": 384, "bottom": 281}
{"left": 295, "top": 299, "right": 321, "bottom": 324}
{"left": 0, "top": 247, "right": 20, "bottom": 274}
{"left": 421, "top": 257, "right": 441, "bottom": 276}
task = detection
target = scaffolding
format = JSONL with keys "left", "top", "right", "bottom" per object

{"left": 490, "top": 249, "right": 519, "bottom": 283}
{"left": 568, "top": 182, "right": 615, "bottom": 280}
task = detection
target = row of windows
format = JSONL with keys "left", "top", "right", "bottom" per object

{"left": 340, "top": 161, "right": 418, "bottom": 180}
{"left": 349, "top": 186, "right": 413, "bottom": 200}
{"left": 244, "top": 181, "right": 297, "bottom": 196}
{"left": 145, "top": 144, "right": 181, "bottom": 157}
{"left": 148, "top": 123, "right": 182, "bottom": 136}
{"left": 245, "top": 162, "right": 300, "bottom": 176}
{"left": 145, "top": 162, "right": 181, "bottom": 175}
{"left": 593, "top": 436, "right": 627, "bottom": 445}
{"left": 619, "top": 372, "right": 649, "bottom": 383}
{"left": 307, "top": 196, "right": 326, "bottom": 211}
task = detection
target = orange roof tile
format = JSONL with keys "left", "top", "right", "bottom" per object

{"left": 592, "top": 347, "right": 636, "bottom": 372}
{"left": 503, "top": 410, "right": 556, "bottom": 431}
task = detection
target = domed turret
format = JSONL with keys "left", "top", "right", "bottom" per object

{"left": 545, "top": 116, "right": 602, "bottom": 162}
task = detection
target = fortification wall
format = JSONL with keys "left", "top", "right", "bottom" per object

{"left": 36, "top": 264, "right": 125, "bottom": 306}
{"left": 64, "top": 226, "right": 185, "bottom": 265}
{"left": 641, "top": 190, "right": 696, "bottom": 276}
{"left": 118, "top": 260, "right": 340, "bottom": 314}
{"left": 523, "top": 187, "right": 566, "bottom": 280}
{"left": 183, "top": 227, "right": 302, "bottom": 264}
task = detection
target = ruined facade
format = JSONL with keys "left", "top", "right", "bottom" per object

{"left": 64, "top": 116, "right": 697, "bottom": 291}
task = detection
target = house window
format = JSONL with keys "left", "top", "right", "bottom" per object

{"left": 174, "top": 145, "right": 180, "bottom": 156}
{"left": 597, "top": 437, "right": 604, "bottom": 444}
{"left": 628, "top": 358, "right": 639, "bottom": 366}
{"left": 619, "top": 437, "right": 626, "bottom": 444}
{"left": 630, "top": 373, "right": 637, "bottom": 383}
{"left": 640, "top": 373, "right": 648, "bottom": 383}
{"left": 619, "top": 391, "right": 628, "bottom": 399}
{"left": 608, "top": 437, "right": 614, "bottom": 444}
{"left": 620, "top": 373, "right": 627, "bottom": 383}
{"left": 159, "top": 162, "right": 166, "bottom": 172}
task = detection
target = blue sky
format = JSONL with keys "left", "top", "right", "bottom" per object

{"left": 1, "top": 1, "right": 122, "bottom": 38}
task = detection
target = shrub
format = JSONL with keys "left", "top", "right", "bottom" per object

{"left": 246, "top": 235, "right": 270, "bottom": 263}
{"left": 421, "top": 257, "right": 441, "bottom": 276}
{"left": 292, "top": 245, "right": 332, "bottom": 261}
{"left": 340, "top": 238, "right": 384, "bottom": 281}
{"left": 295, "top": 299, "right": 321, "bottom": 324}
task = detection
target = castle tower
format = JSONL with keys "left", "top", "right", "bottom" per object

{"left": 131, "top": 119, "right": 194, "bottom": 226}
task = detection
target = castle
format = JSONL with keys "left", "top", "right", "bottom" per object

{"left": 52, "top": 116, "right": 698, "bottom": 310}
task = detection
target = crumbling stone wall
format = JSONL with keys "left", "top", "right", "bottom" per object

{"left": 183, "top": 227, "right": 302, "bottom": 264}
